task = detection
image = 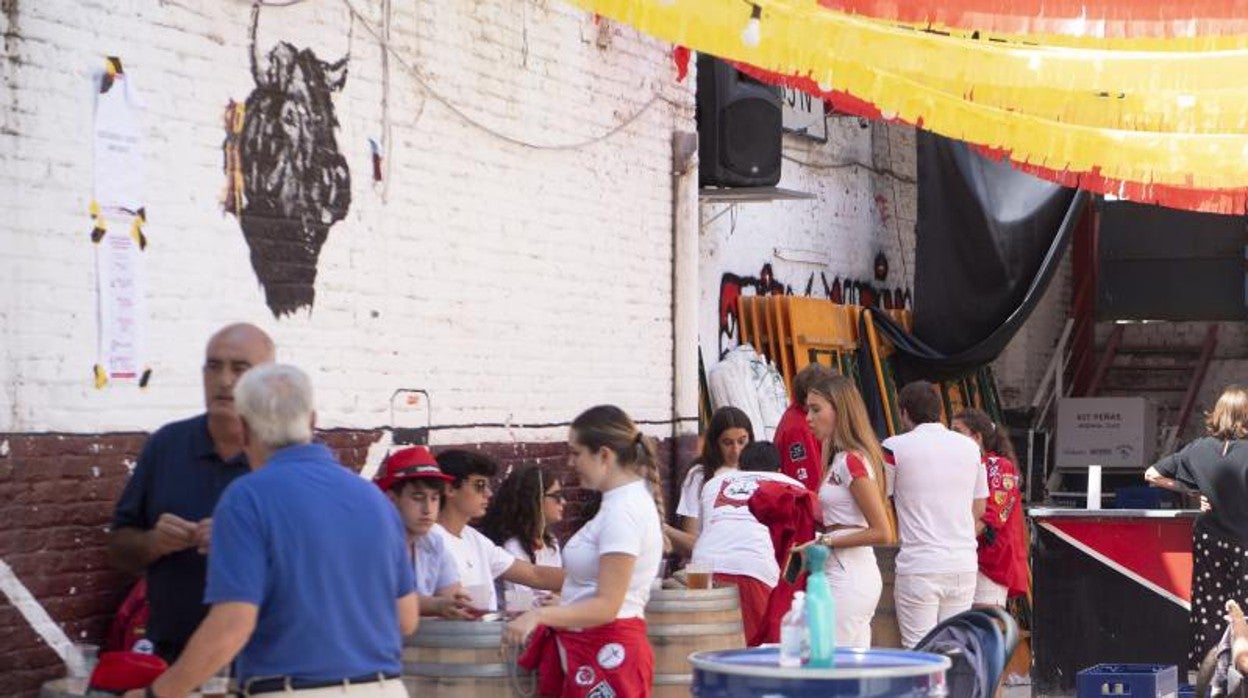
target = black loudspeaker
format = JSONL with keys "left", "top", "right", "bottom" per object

{"left": 696, "top": 54, "right": 783, "bottom": 187}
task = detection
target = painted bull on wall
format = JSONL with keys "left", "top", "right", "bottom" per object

{"left": 236, "top": 9, "right": 351, "bottom": 317}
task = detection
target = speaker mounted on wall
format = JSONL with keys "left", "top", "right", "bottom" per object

{"left": 696, "top": 54, "right": 783, "bottom": 188}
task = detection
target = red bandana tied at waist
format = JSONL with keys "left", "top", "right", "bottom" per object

{"left": 518, "top": 617, "right": 653, "bottom": 698}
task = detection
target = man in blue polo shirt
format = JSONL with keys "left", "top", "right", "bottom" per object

{"left": 109, "top": 323, "right": 275, "bottom": 662}
{"left": 130, "top": 363, "right": 417, "bottom": 697}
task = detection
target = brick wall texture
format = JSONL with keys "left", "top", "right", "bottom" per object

{"left": 0, "top": 428, "right": 697, "bottom": 695}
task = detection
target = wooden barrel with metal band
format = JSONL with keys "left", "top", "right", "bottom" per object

{"left": 646, "top": 585, "right": 746, "bottom": 698}
{"left": 403, "top": 618, "right": 532, "bottom": 697}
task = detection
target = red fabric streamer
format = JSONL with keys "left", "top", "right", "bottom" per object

{"left": 728, "top": 60, "right": 1248, "bottom": 214}
{"left": 818, "top": 0, "right": 1248, "bottom": 38}
{"left": 672, "top": 45, "right": 690, "bottom": 82}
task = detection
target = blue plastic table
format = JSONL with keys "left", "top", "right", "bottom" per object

{"left": 689, "top": 647, "right": 952, "bottom": 697}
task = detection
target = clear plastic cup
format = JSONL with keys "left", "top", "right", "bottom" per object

{"left": 465, "top": 583, "right": 494, "bottom": 614}
{"left": 686, "top": 561, "right": 713, "bottom": 590}
{"left": 504, "top": 587, "right": 535, "bottom": 615}
{"left": 199, "top": 665, "right": 229, "bottom": 698}
{"left": 65, "top": 642, "right": 99, "bottom": 695}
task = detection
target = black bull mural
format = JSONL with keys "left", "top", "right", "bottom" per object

{"left": 234, "top": 8, "right": 351, "bottom": 317}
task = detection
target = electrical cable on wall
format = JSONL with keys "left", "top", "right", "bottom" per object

{"left": 380, "top": 0, "right": 393, "bottom": 201}
{"left": 781, "top": 153, "right": 916, "bottom": 184}
{"left": 337, "top": 0, "right": 673, "bottom": 151}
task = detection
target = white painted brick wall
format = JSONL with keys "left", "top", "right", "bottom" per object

{"left": 992, "top": 252, "right": 1072, "bottom": 408}
{"left": 698, "top": 120, "right": 917, "bottom": 365}
{"left": 0, "top": 0, "right": 695, "bottom": 443}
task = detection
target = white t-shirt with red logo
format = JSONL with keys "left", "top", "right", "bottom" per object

{"left": 882, "top": 423, "right": 989, "bottom": 576}
{"left": 818, "top": 450, "right": 876, "bottom": 528}
{"left": 692, "top": 470, "right": 804, "bottom": 587}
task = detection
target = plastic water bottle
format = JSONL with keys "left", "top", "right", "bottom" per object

{"left": 803, "top": 544, "right": 837, "bottom": 668}
{"left": 779, "top": 591, "right": 807, "bottom": 668}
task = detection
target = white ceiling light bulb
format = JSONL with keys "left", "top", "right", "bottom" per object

{"left": 742, "top": 5, "right": 762, "bottom": 47}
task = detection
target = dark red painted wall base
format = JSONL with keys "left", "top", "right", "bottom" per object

{"left": 0, "top": 428, "right": 697, "bottom": 697}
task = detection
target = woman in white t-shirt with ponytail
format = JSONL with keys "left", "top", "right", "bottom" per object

{"left": 802, "top": 374, "right": 895, "bottom": 648}
{"left": 504, "top": 405, "right": 664, "bottom": 697}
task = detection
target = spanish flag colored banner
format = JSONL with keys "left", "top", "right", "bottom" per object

{"left": 569, "top": 0, "right": 1248, "bottom": 212}
{"left": 820, "top": 0, "right": 1248, "bottom": 42}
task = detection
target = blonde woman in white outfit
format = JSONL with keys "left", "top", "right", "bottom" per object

{"left": 803, "top": 374, "right": 895, "bottom": 648}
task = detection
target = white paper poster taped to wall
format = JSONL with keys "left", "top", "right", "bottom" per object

{"left": 96, "top": 228, "right": 146, "bottom": 384}
{"left": 93, "top": 58, "right": 144, "bottom": 213}
{"left": 91, "top": 57, "right": 148, "bottom": 387}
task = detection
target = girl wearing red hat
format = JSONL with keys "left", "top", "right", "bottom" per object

{"left": 504, "top": 405, "right": 664, "bottom": 697}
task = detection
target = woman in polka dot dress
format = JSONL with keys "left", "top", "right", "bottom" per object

{"left": 1146, "top": 385, "right": 1248, "bottom": 670}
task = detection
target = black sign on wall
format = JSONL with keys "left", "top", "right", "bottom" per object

{"left": 1097, "top": 200, "right": 1248, "bottom": 321}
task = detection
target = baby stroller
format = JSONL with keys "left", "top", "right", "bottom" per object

{"left": 1197, "top": 624, "right": 1248, "bottom": 698}
{"left": 914, "top": 607, "right": 1021, "bottom": 698}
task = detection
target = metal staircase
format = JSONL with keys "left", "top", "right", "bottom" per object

{"left": 1087, "top": 323, "right": 1219, "bottom": 453}
{"left": 1034, "top": 321, "right": 1219, "bottom": 503}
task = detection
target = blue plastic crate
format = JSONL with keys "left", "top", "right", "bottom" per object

{"left": 1076, "top": 664, "right": 1178, "bottom": 697}
{"left": 1114, "top": 486, "right": 1175, "bottom": 510}
{"left": 1178, "top": 684, "right": 1196, "bottom": 698}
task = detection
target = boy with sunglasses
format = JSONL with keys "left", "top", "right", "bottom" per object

{"left": 434, "top": 450, "right": 564, "bottom": 614}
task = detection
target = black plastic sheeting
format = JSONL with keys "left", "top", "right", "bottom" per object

{"left": 854, "top": 132, "right": 1087, "bottom": 435}
{"left": 889, "top": 132, "right": 1087, "bottom": 382}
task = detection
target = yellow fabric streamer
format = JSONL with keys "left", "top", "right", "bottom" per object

{"left": 914, "top": 77, "right": 1248, "bottom": 134}
{"left": 570, "top": 0, "right": 1248, "bottom": 187}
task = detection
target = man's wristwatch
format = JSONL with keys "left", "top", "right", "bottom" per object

{"left": 819, "top": 532, "right": 836, "bottom": 548}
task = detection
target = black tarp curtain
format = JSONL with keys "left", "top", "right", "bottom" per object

{"left": 856, "top": 131, "right": 1089, "bottom": 435}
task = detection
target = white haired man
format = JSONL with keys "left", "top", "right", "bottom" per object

{"left": 128, "top": 364, "right": 417, "bottom": 697}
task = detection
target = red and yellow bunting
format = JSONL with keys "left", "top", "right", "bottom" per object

{"left": 819, "top": 0, "right": 1248, "bottom": 41}
{"left": 570, "top": 0, "right": 1248, "bottom": 211}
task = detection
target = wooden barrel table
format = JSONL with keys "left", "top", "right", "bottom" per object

{"left": 870, "top": 544, "right": 902, "bottom": 649}
{"left": 403, "top": 618, "right": 533, "bottom": 697}
{"left": 40, "top": 679, "right": 97, "bottom": 698}
{"left": 646, "top": 585, "right": 746, "bottom": 698}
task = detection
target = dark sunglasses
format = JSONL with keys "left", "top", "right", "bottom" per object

{"left": 544, "top": 491, "right": 566, "bottom": 503}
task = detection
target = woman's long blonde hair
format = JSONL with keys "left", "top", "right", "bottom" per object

{"left": 809, "top": 375, "right": 887, "bottom": 497}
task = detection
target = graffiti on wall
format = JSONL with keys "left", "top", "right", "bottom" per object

{"left": 226, "top": 5, "right": 351, "bottom": 318}
{"left": 717, "top": 261, "right": 912, "bottom": 359}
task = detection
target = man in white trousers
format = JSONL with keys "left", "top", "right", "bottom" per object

{"left": 883, "top": 380, "right": 988, "bottom": 649}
